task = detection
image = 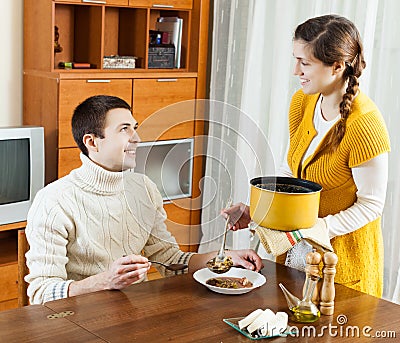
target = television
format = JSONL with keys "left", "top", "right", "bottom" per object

{"left": 135, "top": 138, "right": 194, "bottom": 201}
{"left": 0, "top": 126, "right": 44, "bottom": 225}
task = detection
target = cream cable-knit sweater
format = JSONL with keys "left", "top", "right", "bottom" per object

{"left": 25, "top": 154, "right": 193, "bottom": 304}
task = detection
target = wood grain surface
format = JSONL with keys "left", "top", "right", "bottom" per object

{"left": 41, "top": 260, "right": 400, "bottom": 342}
{"left": 0, "top": 305, "right": 104, "bottom": 342}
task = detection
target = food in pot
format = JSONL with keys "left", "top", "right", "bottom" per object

{"left": 255, "top": 183, "right": 312, "bottom": 193}
{"left": 206, "top": 276, "right": 253, "bottom": 289}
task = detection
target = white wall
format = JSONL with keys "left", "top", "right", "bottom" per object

{"left": 0, "top": 1, "right": 23, "bottom": 127}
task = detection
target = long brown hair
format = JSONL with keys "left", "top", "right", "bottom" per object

{"left": 294, "top": 15, "right": 366, "bottom": 153}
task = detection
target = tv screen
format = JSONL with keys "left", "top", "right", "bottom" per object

{"left": 0, "top": 138, "right": 30, "bottom": 205}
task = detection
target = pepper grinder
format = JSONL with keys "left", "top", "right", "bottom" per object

{"left": 303, "top": 249, "right": 321, "bottom": 305}
{"left": 320, "top": 252, "right": 338, "bottom": 315}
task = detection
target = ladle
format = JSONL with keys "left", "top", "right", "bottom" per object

{"left": 206, "top": 256, "right": 233, "bottom": 274}
{"left": 216, "top": 198, "right": 233, "bottom": 262}
{"left": 207, "top": 198, "right": 233, "bottom": 274}
{"left": 148, "top": 260, "right": 188, "bottom": 272}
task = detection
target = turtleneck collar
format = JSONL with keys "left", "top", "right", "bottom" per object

{"left": 71, "top": 153, "right": 125, "bottom": 195}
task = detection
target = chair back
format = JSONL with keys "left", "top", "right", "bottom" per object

{"left": 18, "top": 229, "right": 29, "bottom": 307}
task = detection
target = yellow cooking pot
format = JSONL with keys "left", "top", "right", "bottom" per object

{"left": 250, "top": 176, "right": 322, "bottom": 231}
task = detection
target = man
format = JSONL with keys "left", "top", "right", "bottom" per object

{"left": 25, "top": 95, "right": 263, "bottom": 304}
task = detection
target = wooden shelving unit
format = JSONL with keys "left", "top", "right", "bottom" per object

{"left": 4, "top": 0, "right": 211, "bottom": 310}
{"left": 23, "top": 0, "right": 209, "bottom": 247}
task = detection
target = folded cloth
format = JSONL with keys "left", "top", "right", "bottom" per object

{"left": 252, "top": 218, "right": 333, "bottom": 256}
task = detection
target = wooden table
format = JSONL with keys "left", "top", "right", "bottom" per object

{"left": 1, "top": 260, "right": 399, "bottom": 342}
{"left": 0, "top": 304, "right": 103, "bottom": 342}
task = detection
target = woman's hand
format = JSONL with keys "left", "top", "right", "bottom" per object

{"left": 221, "top": 202, "right": 251, "bottom": 231}
{"left": 228, "top": 249, "right": 264, "bottom": 272}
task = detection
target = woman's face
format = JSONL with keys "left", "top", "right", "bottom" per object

{"left": 292, "top": 40, "right": 341, "bottom": 95}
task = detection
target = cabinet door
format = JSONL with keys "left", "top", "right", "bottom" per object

{"left": 58, "top": 148, "right": 81, "bottom": 178}
{"left": 130, "top": 0, "right": 192, "bottom": 9}
{"left": 163, "top": 199, "right": 191, "bottom": 252}
{"left": 59, "top": 79, "right": 133, "bottom": 148}
{"left": 133, "top": 78, "right": 196, "bottom": 141}
{"left": 55, "top": 1, "right": 129, "bottom": 4}
{"left": 55, "top": 0, "right": 81, "bottom": 3}
{"left": 105, "top": 0, "right": 129, "bottom": 4}
{"left": 0, "top": 264, "right": 18, "bottom": 304}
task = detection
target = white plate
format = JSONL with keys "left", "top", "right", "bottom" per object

{"left": 193, "top": 267, "right": 266, "bottom": 295}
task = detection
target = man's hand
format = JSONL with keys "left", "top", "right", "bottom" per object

{"left": 68, "top": 254, "right": 150, "bottom": 297}
{"left": 221, "top": 202, "right": 251, "bottom": 231}
{"left": 228, "top": 249, "right": 264, "bottom": 272}
{"left": 105, "top": 254, "right": 151, "bottom": 290}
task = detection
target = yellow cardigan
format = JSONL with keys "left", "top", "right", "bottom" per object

{"left": 287, "top": 89, "right": 390, "bottom": 297}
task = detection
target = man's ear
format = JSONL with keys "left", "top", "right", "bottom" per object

{"left": 332, "top": 61, "right": 345, "bottom": 75}
{"left": 83, "top": 133, "right": 98, "bottom": 153}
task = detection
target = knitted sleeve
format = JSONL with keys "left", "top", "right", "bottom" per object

{"left": 141, "top": 176, "right": 193, "bottom": 276}
{"left": 346, "top": 111, "right": 390, "bottom": 168}
{"left": 25, "top": 183, "right": 74, "bottom": 304}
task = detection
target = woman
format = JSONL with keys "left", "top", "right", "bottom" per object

{"left": 224, "top": 15, "right": 390, "bottom": 297}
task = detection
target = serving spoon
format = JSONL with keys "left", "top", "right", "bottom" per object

{"left": 207, "top": 198, "right": 234, "bottom": 274}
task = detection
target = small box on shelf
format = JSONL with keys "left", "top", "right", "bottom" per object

{"left": 103, "top": 55, "right": 137, "bottom": 69}
{"left": 58, "top": 62, "right": 94, "bottom": 69}
{"left": 148, "top": 44, "right": 175, "bottom": 69}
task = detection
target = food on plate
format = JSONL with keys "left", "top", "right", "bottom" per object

{"left": 206, "top": 256, "right": 233, "bottom": 273}
{"left": 238, "top": 308, "right": 263, "bottom": 329}
{"left": 205, "top": 276, "right": 253, "bottom": 289}
{"left": 193, "top": 267, "right": 266, "bottom": 295}
{"left": 261, "top": 311, "right": 288, "bottom": 336}
{"left": 247, "top": 309, "right": 275, "bottom": 334}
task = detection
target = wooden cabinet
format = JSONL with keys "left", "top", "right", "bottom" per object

{"left": 133, "top": 78, "right": 196, "bottom": 141}
{"left": 24, "top": 0, "right": 209, "bottom": 178}
{"left": 131, "top": 0, "right": 193, "bottom": 9}
{"left": 0, "top": 264, "right": 18, "bottom": 309}
{"left": 58, "top": 148, "right": 81, "bottom": 178}
{"left": 23, "top": 0, "right": 210, "bottom": 285}
{"left": 164, "top": 198, "right": 192, "bottom": 250}
{"left": 58, "top": 79, "right": 133, "bottom": 148}
{"left": 0, "top": 224, "right": 24, "bottom": 312}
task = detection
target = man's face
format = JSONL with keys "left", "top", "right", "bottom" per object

{"left": 89, "top": 108, "right": 140, "bottom": 172}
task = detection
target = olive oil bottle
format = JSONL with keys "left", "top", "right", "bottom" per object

{"left": 292, "top": 275, "right": 320, "bottom": 323}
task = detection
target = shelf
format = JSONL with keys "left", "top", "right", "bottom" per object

{"left": 54, "top": 70, "right": 197, "bottom": 78}
{"left": 54, "top": 4, "right": 103, "bottom": 70}
{"left": 52, "top": 3, "right": 190, "bottom": 72}
{"left": 104, "top": 7, "right": 147, "bottom": 68}
{"left": 0, "top": 221, "right": 26, "bottom": 233}
{"left": 24, "top": 0, "right": 209, "bottom": 247}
